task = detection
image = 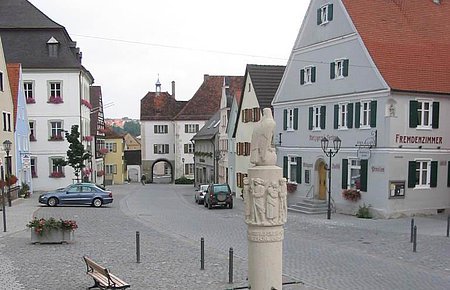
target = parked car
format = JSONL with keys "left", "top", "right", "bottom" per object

{"left": 38, "top": 183, "right": 113, "bottom": 207}
{"left": 195, "top": 184, "right": 209, "bottom": 204}
{"left": 204, "top": 183, "right": 233, "bottom": 209}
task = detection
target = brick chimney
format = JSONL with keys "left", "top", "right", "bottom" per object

{"left": 204, "top": 74, "right": 209, "bottom": 81}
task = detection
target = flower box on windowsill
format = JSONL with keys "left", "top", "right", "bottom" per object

{"left": 97, "top": 170, "right": 104, "bottom": 177}
{"left": 99, "top": 148, "right": 109, "bottom": 155}
{"left": 342, "top": 189, "right": 361, "bottom": 202}
{"left": 49, "top": 135, "right": 64, "bottom": 141}
{"left": 287, "top": 183, "right": 297, "bottom": 193}
{"left": 48, "top": 96, "right": 63, "bottom": 104}
{"left": 49, "top": 171, "right": 65, "bottom": 178}
{"left": 83, "top": 135, "right": 93, "bottom": 142}
{"left": 30, "top": 135, "right": 37, "bottom": 142}
{"left": 81, "top": 99, "right": 93, "bottom": 109}
{"left": 26, "top": 98, "right": 36, "bottom": 104}
{"left": 32, "top": 173, "right": 38, "bottom": 178}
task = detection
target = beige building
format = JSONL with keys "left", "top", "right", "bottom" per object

{"left": 104, "top": 131, "right": 125, "bottom": 185}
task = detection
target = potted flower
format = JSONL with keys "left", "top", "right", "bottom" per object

{"left": 97, "top": 170, "right": 104, "bottom": 177}
{"left": 6, "top": 174, "right": 18, "bottom": 186}
{"left": 49, "top": 134, "right": 64, "bottom": 141}
{"left": 50, "top": 171, "right": 65, "bottom": 178}
{"left": 81, "top": 99, "right": 93, "bottom": 109}
{"left": 27, "top": 217, "right": 78, "bottom": 244}
{"left": 342, "top": 189, "right": 361, "bottom": 202}
{"left": 26, "top": 98, "right": 36, "bottom": 104}
{"left": 19, "top": 182, "right": 30, "bottom": 198}
{"left": 48, "top": 95, "right": 63, "bottom": 104}
{"left": 99, "top": 148, "right": 109, "bottom": 155}
{"left": 83, "top": 135, "right": 93, "bottom": 142}
{"left": 287, "top": 183, "right": 297, "bottom": 193}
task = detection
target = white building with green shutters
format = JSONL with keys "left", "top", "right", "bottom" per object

{"left": 272, "top": 0, "right": 450, "bottom": 218}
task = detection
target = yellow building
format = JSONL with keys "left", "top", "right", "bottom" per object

{"left": 104, "top": 130, "right": 125, "bottom": 185}
{"left": 123, "top": 133, "right": 141, "bottom": 150}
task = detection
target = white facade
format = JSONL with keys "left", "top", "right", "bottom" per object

{"left": 174, "top": 120, "right": 204, "bottom": 180}
{"left": 25, "top": 69, "right": 92, "bottom": 190}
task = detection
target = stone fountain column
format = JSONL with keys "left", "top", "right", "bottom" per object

{"left": 243, "top": 108, "right": 287, "bottom": 290}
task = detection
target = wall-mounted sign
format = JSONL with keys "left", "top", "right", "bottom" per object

{"left": 303, "top": 162, "right": 313, "bottom": 168}
{"left": 395, "top": 134, "right": 443, "bottom": 144}
{"left": 371, "top": 166, "right": 384, "bottom": 173}
{"left": 357, "top": 148, "right": 371, "bottom": 160}
{"left": 389, "top": 181, "right": 405, "bottom": 198}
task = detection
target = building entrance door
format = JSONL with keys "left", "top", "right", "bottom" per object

{"left": 318, "top": 161, "right": 327, "bottom": 200}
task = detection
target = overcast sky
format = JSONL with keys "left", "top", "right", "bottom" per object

{"left": 29, "top": 0, "right": 309, "bottom": 119}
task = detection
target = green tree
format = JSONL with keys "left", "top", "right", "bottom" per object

{"left": 55, "top": 125, "right": 91, "bottom": 181}
{"left": 123, "top": 120, "right": 141, "bottom": 136}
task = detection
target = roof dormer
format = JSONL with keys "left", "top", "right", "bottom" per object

{"left": 47, "top": 36, "right": 59, "bottom": 57}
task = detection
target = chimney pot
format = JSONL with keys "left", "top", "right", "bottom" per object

{"left": 204, "top": 74, "right": 209, "bottom": 81}
{"left": 171, "top": 81, "right": 175, "bottom": 98}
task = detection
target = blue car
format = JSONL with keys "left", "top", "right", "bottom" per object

{"left": 38, "top": 183, "right": 113, "bottom": 207}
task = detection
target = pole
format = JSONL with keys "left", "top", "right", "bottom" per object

{"left": 136, "top": 231, "right": 140, "bottom": 263}
{"left": 200, "top": 237, "right": 205, "bottom": 270}
{"left": 447, "top": 215, "right": 449, "bottom": 238}
{"left": 327, "top": 151, "right": 332, "bottom": 220}
{"left": 6, "top": 155, "right": 11, "bottom": 207}
{"left": 228, "top": 247, "right": 234, "bottom": 284}
{"left": 413, "top": 225, "right": 417, "bottom": 252}
{"left": 1, "top": 187, "right": 6, "bottom": 232}
{"left": 410, "top": 218, "right": 415, "bottom": 243}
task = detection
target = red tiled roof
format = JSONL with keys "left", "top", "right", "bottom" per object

{"left": 140, "top": 92, "right": 187, "bottom": 121}
{"left": 342, "top": 0, "right": 450, "bottom": 94}
{"left": 175, "top": 75, "right": 244, "bottom": 121}
{"left": 6, "top": 63, "right": 20, "bottom": 130}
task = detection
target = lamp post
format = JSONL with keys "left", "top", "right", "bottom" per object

{"left": 2, "top": 140, "right": 12, "bottom": 232}
{"left": 321, "top": 136, "right": 341, "bottom": 220}
{"left": 181, "top": 157, "right": 185, "bottom": 177}
{"left": 3, "top": 140, "right": 12, "bottom": 207}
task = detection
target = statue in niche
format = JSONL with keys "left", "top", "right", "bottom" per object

{"left": 278, "top": 178, "right": 287, "bottom": 223}
{"left": 266, "top": 181, "right": 280, "bottom": 223}
{"left": 250, "top": 108, "right": 276, "bottom": 166}
{"left": 251, "top": 178, "right": 266, "bottom": 224}
{"left": 243, "top": 176, "right": 252, "bottom": 223}
{"left": 389, "top": 104, "right": 396, "bottom": 117}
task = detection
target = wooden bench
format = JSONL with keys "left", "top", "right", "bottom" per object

{"left": 83, "top": 256, "right": 130, "bottom": 289}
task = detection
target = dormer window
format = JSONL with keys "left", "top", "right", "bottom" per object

{"left": 317, "top": 4, "right": 333, "bottom": 25}
{"left": 47, "top": 37, "right": 59, "bottom": 57}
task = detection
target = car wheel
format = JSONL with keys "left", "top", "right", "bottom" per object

{"left": 92, "top": 198, "right": 103, "bottom": 208}
{"left": 47, "top": 197, "right": 58, "bottom": 207}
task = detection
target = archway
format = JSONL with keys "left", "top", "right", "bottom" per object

{"left": 151, "top": 159, "right": 173, "bottom": 184}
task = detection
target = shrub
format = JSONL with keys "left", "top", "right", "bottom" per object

{"left": 27, "top": 217, "right": 78, "bottom": 235}
{"left": 175, "top": 177, "right": 194, "bottom": 184}
{"left": 342, "top": 189, "right": 361, "bottom": 202}
{"left": 19, "top": 182, "right": 30, "bottom": 198}
{"left": 356, "top": 203, "right": 372, "bottom": 219}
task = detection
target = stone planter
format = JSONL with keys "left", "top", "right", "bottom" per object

{"left": 31, "top": 230, "right": 74, "bottom": 244}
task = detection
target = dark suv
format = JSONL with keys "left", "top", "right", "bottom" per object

{"left": 204, "top": 183, "right": 233, "bottom": 209}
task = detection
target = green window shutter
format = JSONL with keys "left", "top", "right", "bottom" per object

{"left": 296, "top": 157, "right": 302, "bottom": 184}
{"left": 311, "top": 67, "right": 316, "bottom": 83}
{"left": 317, "top": 8, "right": 322, "bottom": 25}
{"left": 283, "top": 109, "right": 287, "bottom": 130}
{"left": 334, "top": 104, "right": 339, "bottom": 129}
{"left": 293, "top": 108, "right": 299, "bottom": 130}
{"left": 184, "top": 144, "right": 188, "bottom": 153}
{"left": 447, "top": 161, "right": 450, "bottom": 187}
{"left": 347, "top": 103, "right": 354, "bottom": 128}
{"left": 154, "top": 126, "right": 156, "bottom": 133}
{"left": 355, "top": 102, "right": 361, "bottom": 128}
{"left": 430, "top": 161, "right": 438, "bottom": 188}
{"left": 165, "top": 144, "right": 169, "bottom": 153}
{"left": 308, "top": 107, "right": 313, "bottom": 130}
{"left": 154, "top": 145, "right": 157, "bottom": 154}
{"left": 327, "top": 4, "right": 333, "bottom": 21}
{"left": 320, "top": 106, "right": 326, "bottom": 129}
{"left": 409, "top": 101, "right": 418, "bottom": 128}
{"left": 300, "top": 69, "right": 305, "bottom": 85}
{"left": 330, "top": 62, "right": 335, "bottom": 79}
{"left": 408, "top": 161, "right": 417, "bottom": 188}
{"left": 370, "top": 100, "right": 377, "bottom": 128}
{"left": 360, "top": 159, "right": 368, "bottom": 192}
{"left": 283, "top": 156, "right": 288, "bottom": 178}
{"left": 343, "top": 59, "right": 349, "bottom": 77}
{"left": 432, "top": 102, "right": 440, "bottom": 129}
{"left": 342, "top": 159, "right": 348, "bottom": 189}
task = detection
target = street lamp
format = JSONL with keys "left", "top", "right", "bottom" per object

{"left": 181, "top": 158, "right": 185, "bottom": 177}
{"left": 321, "top": 136, "right": 341, "bottom": 220}
{"left": 3, "top": 140, "right": 12, "bottom": 207}
{"left": 2, "top": 139, "right": 12, "bottom": 232}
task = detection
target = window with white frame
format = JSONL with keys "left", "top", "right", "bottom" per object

{"left": 106, "top": 164, "right": 117, "bottom": 174}
{"left": 184, "top": 163, "right": 194, "bottom": 175}
{"left": 2, "top": 112, "right": 11, "bottom": 132}
{"left": 348, "top": 158, "right": 361, "bottom": 190}
{"left": 305, "top": 169, "right": 311, "bottom": 184}
{"left": 105, "top": 142, "right": 117, "bottom": 152}
{"left": 287, "top": 108, "right": 294, "bottom": 130}
{"left": 184, "top": 143, "right": 194, "bottom": 153}
{"left": 50, "top": 157, "right": 65, "bottom": 176}
{"left": 154, "top": 144, "right": 169, "bottom": 154}
{"left": 415, "top": 160, "right": 431, "bottom": 187}
{"left": 49, "top": 81, "right": 62, "bottom": 98}
{"left": 289, "top": 157, "right": 298, "bottom": 184}
{"left": 24, "top": 81, "right": 34, "bottom": 102}
{"left": 361, "top": 101, "right": 371, "bottom": 127}
{"left": 185, "top": 124, "right": 199, "bottom": 133}
{"left": 154, "top": 125, "right": 168, "bottom": 134}
{"left": 331, "top": 59, "right": 349, "bottom": 79}
{"left": 300, "top": 66, "right": 316, "bottom": 85}
{"left": 49, "top": 121, "right": 63, "bottom": 139}
{"left": 318, "top": 4, "right": 333, "bottom": 25}
{"left": 417, "top": 100, "right": 432, "bottom": 128}
{"left": 339, "top": 103, "right": 348, "bottom": 129}
{"left": 31, "top": 157, "right": 37, "bottom": 177}
{"left": 313, "top": 106, "right": 321, "bottom": 130}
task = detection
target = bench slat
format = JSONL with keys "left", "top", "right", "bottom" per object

{"left": 83, "top": 256, "right": 130, "bottom": 289}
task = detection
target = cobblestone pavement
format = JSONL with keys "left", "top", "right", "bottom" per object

{"left": 1, "top": 183, "right": 450, "bottom": 289}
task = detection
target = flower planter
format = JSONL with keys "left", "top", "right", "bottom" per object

{"left": 31, "top": 229, "right": 74, "bottom": 244}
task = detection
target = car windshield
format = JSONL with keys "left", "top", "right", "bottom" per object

{"left": 214, "top": 185, "right": 229, "bottom": 193}
{"left": 200, "top": 185, "right": 209, "bottom": 192}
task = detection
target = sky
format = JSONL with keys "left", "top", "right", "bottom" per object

{"left": 28, "top": 0, "right": 309, "bottom": 119}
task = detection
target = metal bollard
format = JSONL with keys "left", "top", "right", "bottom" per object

{"left": 413, "top": 225, "right": 417, "bottom": 252}
{"left": 447, "top": 215, "right": 449, "bottom": 238}
{"left": 410, "top": 218, "right": 415, "bottom": 243}
{"left": 136, "top": 231, "right": 141, "bottom": 263}
{"left": 229, "top": 247, "right": 234, "bottom": 284}
{"left": 200, "top": 237, "right": 205, "bottom": 270}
